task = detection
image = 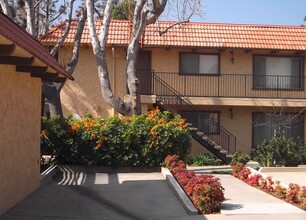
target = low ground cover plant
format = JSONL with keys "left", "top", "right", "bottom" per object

{"left": 164, "top": 155, "right": 225, "bottom": 214}
{"left": 230, "top": 152, "right": 251, "bottom": 165}
{"left": 41, "top": 108, "right": 191, "bottom": 167}
{"left": 231, "top": 163, "right": 306, "bottom": 210}
{"left": 187, "top": 153, "right": 221, "bottom": 166}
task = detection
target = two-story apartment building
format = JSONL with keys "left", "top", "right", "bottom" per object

{"left": 41, "top": 20, "right": 306, "bottom": 162}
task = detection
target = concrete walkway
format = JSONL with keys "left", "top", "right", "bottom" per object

{"left": 2, "top": 166, "right": 306, "bottom": 220}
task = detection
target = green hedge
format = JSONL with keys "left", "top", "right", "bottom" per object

{"left": 252, "top": 136, "right": 306, "bottom": 167}
{"left": 41, "top": 108, "right": 191, "bottom": 167}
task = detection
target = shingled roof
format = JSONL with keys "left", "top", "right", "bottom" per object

{"left": 40, "top": 19, "right": 306, "bottom": 51}
{"left": 0, "top": 12, "right": 73, "bottom": 81}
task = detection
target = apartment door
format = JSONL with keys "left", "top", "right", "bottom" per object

{"left": 137, "top": 51, "right": 152, "bottom": 94}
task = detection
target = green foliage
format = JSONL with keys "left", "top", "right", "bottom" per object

{"left": 230, "top": 152, "right": 251, "bottom": 165}
{"left": 41, "top": 108, "right": 191, "bottom": 167}
{"left": 164, "top": 155, "right": 225, "bottom": 214}
{"left": 112, "top": 0, "right": 136, "bottom": 20}
{"left": 252, "top": 136, "right": 306, "bottom": 167}
{"left": 188, "top": 153, "right": 221, "bottom": 166}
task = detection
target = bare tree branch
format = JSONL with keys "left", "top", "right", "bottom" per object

{"left": 50, "top": 0, "right": 75, "bottom": 57}
{"left": 65, "top": 7, "right": 87, "bottom": 75}
{"left": 87, "top": 0, "right": 131, "bottom": 116}
{"left": 0, "top": 0, "right": 12, "bottom": 18}
{"left": 24, "top": 0, "right": 36, "bottom": 36}
{"left": 155, "top": 19, "right": 188, "bottom": 36}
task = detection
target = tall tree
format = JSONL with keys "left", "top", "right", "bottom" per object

{"left": 86, "top": 0, "right": 203, "bottom": 115}
{"left": 1, "top": 0, "right": 87, "bottom": 116}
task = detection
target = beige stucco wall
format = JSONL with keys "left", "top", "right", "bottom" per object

{"left": 60, "top": 46, "right": 127, "bottom": 117}
{"left": 0, "top": 65, "right": 41, "bottom": 215}
{"left": 60, "top": 46, "right": 306, "bottom": 117}
{"left": 58, "top": 45, "right": 306, "bottom": 157}
{"left": 188, "top": 105, "right": 306, "bottom": 156}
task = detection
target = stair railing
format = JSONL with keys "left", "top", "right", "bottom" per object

{"left": 151, "top": 71, "right": 237, "bottom": 154}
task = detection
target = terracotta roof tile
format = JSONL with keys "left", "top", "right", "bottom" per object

{"left": 40, "top": 19, "right": 306, "bottom": 51}
{"left": 0, "top": 12, "right": 73, "bottom": 80}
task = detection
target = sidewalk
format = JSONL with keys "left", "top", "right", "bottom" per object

{"left": 1, "top": 166, "right": 306, "bottom": 220}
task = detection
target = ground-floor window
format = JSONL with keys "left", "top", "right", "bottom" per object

{"left": 252, "top": 112, "right": 304, "bottom": 147}
{"left": 179, "top": 111, "right": 220, "bottom": 134}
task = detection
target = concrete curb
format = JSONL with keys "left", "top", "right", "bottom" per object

{"left": 247, "top": 166, "right": 289, "bottom": 188}
{"left": 161, "top": 167, "right": 198, "bottom": 215}
{"left": 40, "top": 164, "right": 58, "bottom": 186}
{"left": 259, "top": 167, "right": 306, "bottom": 172}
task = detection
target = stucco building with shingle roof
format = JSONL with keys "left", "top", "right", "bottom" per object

{"left": 0, "top": 12, "right": 73, "bottom": 214}
{"left": 41, "top": 19, "right": 306, "bottom": 162}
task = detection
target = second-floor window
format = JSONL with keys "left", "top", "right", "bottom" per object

{"left": 253, "top": 56, "right": 303, "bottom": 90}
{"left": 180, "top": 53, "right": 219, "bottom": 74}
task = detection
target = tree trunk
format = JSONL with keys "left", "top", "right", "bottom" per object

{"left": 87, "top": 0, "right": 132, "bottom": 116}
{"left": 24, "top": 0, "right": 36, "bottom": 36}
{"left": 42, "top": 7, "right": 87, "bottom": 117}
{"left": 0, "top": 0, "right": 12, "bottom": 18}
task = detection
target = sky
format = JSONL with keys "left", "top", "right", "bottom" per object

{"left": 70, "top": 0, "right": 306, "bottom": 26}
{"left": 191, "top": 0, "right": 306, "bottom": 26}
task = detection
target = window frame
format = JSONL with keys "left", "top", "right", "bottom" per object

{"left": 179, "top": 111, "right": 220, "bottom": 135}
{"left": 252, "top": 112, "right": 304, "bottom": 147}
{"left": 179, "top": 52, "right": 220, "bottom": 75}
{"left": 252, "top": 55, "right": 304, "bottom": 91}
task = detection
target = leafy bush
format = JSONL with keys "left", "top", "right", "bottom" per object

{"left": 231, "top": 163, "right": 306, "bottom": 210}
{"left": 252, "top": 136, "right": 306, "bottom": 167}
{"left": 188, "top": 153, "right": 221, "bottom": 166}
{"left": 164, "top": 155, "right": 225, "bottom": 214}
{"left": 41, "top": 108, "right": 191, "bottom": 167}
{"left": 230, "top": 152, "right": 251, "bottom": 165}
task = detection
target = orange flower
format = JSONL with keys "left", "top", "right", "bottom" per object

{"left": 95, "top": 141, "right": 102, "bottom": 149}
{"left": 41, "top": 130, "right": 47, "bottom": 135}
{"left": 101, "top": 136, "right": 108, "bottom": 141}
{"left": 69, "top": 122, "right": 81, "bottom": 134}
{"left": 83, "top": 118, "right": 96, "bottom": 131}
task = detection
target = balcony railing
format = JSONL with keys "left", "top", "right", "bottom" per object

{"left": 138, "top": 71, "right": 306, "bottom": 99}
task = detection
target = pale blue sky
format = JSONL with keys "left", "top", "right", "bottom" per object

{"left": 71, "top": 0, "right": 306, "bottom": 26}
{"left": 193, "top": 0, "right": 306, "bottom": 26}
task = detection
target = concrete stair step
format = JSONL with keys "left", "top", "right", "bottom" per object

{"left": 196, "top": 131, "right": 204, "bottom": 136}
{"left": 220, "top": 150, "right": 228, "bottom": 155}
{"left": 214, "top": 145, "right": 222, "bottom": 150}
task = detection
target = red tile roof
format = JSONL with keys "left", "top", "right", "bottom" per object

{"left": 0, "top": 12, "right": 73, "bottom": 80}
{"left": 41, "top": 19, "right": 306, "bottom": 51}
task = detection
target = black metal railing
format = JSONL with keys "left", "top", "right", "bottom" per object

{"left": 152, "top": 73, "right": 237, "bottom": 154}
{"left": 140, "top": 72, "right": 306, "bottom": 99}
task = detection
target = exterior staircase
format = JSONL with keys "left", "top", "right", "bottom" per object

{"left": 152, "top": 73, "right": 236, "bottom": 164}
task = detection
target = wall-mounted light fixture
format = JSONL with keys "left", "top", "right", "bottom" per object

{"left": 229, "top": 107, "right": 234, "bottom": 119}
{"left": 230, "top": 51, "right": 235, "bottom": 64}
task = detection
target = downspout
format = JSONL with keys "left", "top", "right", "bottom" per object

{"left": 112, "top": 46, "right": 116, "bottom": 115}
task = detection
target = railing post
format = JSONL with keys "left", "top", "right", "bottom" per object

{"left": 152, "top": 70, "right": 155, "bottom": 95}
{"left": 218, "top": 75, "right": 220, "bottom": 97}
{"left": 184, "top": 74, "right": 187, "bottom": 96}
{"left": 245, "top": 75, "right": 247, "bottom": 98}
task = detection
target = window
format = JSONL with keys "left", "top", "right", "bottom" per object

{"left": 180, "top": 53, "right": 219, "bottom": 74}
{"left": 252, "top": 113, "right": 304, "bottom": 147}
{"left": 180, "top": 111, "right": 219, "bottom": 134}
{"left": 253, "top": 56, "right": 303, "bottom": 89}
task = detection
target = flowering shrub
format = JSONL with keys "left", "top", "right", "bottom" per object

{"left": 164, "top": 155, "right": 225, "bottom": 214}
{"left": 41, "top": 108, "right": 191, "bottom": 167}
{"left": 286, "top": 183, "right": 301, "bottom": 204}
{"left": 231, "top": 163, "right": 306, "bottom": 210}
{"left": 231, "top": 163, "right": 250, "bottom": 181}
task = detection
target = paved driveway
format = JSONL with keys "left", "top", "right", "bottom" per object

{"left": 2, "top": 166, "right": 306, "bottom": 220}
